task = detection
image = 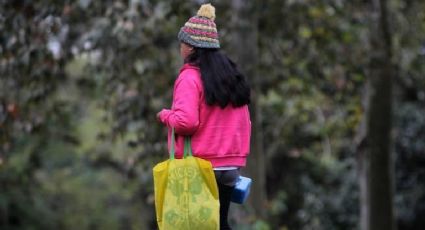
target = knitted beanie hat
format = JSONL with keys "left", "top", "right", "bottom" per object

{"left": 178, "top": 3, "right": 220, "bottom": 49}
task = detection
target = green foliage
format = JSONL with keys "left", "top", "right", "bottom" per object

{"left": 256, "top": 0, "right": 425, "bottom": 229}
{"left": 394, "top": 103, "right": 425, "bottom": 229}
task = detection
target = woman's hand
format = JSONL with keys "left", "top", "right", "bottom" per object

{"left": 156, "top": 109, "right": 171, "bottom": 125}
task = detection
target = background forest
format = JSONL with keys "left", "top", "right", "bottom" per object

{"left": 1, "top": 0, "right": 424, "bottom": 229}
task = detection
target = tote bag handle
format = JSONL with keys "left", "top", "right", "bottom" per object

{"left": 169, "top": 128, "right": 192, "bottom": 160}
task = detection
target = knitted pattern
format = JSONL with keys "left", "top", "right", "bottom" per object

{"left": 178, "top": 4, "right": 220, "bottom": 49}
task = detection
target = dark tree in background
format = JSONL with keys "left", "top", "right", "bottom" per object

{"left": 358, "top": 0, "right": 396, "bottom": 229}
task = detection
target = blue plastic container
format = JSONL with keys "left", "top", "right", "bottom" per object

{"left": 231, "top": 176, "right": 252, "bottom": 204}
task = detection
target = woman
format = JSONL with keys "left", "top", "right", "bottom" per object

{"left": 157, "top": 4, "right": 251, "bottom": 229}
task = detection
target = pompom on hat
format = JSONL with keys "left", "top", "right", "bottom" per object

{"left": 178, "top": 3, "right": 220, "bottom": 49}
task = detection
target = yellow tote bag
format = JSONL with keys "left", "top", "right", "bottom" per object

{"left": 153, "top": 129, "right": 219, "bottom": 230}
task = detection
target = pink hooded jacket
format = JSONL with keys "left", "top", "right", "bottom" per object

{"left": 158, "top": 63, "right": 251, "bottom": 167}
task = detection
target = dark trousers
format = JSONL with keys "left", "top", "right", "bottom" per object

{"left": 214, "top": 169, "right": 240, "bottom": 230}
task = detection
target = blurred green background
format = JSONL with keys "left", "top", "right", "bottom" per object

{"left": 1, "top": 0, "right": 424, "bottom": 229}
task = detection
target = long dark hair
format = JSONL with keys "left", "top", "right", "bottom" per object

{"left": 185, "top": 48, "right": 250, "bottom": 108}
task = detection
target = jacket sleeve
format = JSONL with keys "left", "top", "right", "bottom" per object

{"left": 158, "top": 70, "right": 200, "bottom": 135}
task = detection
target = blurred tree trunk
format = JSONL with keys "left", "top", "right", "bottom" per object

{"left": 229, "top": 0, "right": 267, "bottom": 218}
{"left": 358, "top": 0, "right": 396, "bottom": 229}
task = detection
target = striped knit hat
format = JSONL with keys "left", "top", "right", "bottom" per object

{"left": 178, "top": 3, "right": 220, "bottom": 49}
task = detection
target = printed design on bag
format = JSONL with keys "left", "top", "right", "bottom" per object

{"left": 164, "top": 210, "right": 182, "bottom": 226}
{"left": 198, "top": 206, "right": 212, "bottom": 221}
{"left": 164, "top": 165, "right": 213, "bottom": 228}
